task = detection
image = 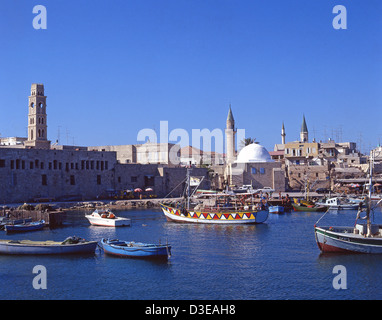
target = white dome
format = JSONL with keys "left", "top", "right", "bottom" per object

{"left": 236, "top": 143, "right": 274, "bottom": 163}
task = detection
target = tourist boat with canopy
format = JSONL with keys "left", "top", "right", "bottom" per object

{"left": 314, "top": 150, "right": 382, "bottom": 253}
{"left": 160, "top": 169, "right": 269, "bottom": 224}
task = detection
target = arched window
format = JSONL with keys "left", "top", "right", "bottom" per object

{"left": 42, "top": 129, "right": 45, "bottom": 138}
{"left": 30, "top": 102, "right": 34, "bottom": 108}
{"left": 31, "top": 130, "right": 34, "bottom": 140}
{"left": 38, "top": 129, "right": 41, "bottom": 138}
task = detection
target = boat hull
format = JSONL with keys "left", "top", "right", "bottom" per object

{"left": 314, "top": 226, "right": 382, "bottom": 254}
{"left": 85, "top": 215, "right": 131, "bottom": 227}
{"left": 101, "top": 239, "right": 171, "bottom": 259}
{"left": 292, "top": 203, "right": 327, "bottom": 212}
{"left": 160, "top": 204, "right": 268, "bottom": 224}
{"left": 0, "top": 240, "right": 98, "bottom": 255}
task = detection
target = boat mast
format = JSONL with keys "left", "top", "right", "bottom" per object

{"left": 366, "top": 151, "right": 374, "bottom": 237}
{"left": 187, "top": 168, "right": 191, "bottom": 210}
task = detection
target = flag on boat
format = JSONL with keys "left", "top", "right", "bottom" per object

{"left": 190, "top": 176, "right": 202, "bottom": 186}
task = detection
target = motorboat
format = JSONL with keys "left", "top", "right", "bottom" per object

{"left": 318, "top": 197, "right": 360, "bottom": 210}
{"left": 85, "top": 209, "right": 131, "bottom": 227}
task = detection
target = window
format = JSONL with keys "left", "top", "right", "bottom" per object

{"left": 0, "top": 159, "right": 5, "bottom": 168}
{"left": 260, "top": 168, "right": 265, "bottom": 174}
{"left": 251, "top": 168, "right": 257, "bottom": 174}
{"left": 144, "top": 175, "right": 154, "bottom": 187}
{"left": 97, "top": 175, "right": 101, "bottom": 185}
{"left": 42, "top": 174, "right": 47, "bottom": 186}
{"left": 70, "top": 175, "right": 75, "bottom": 185}
{"left": 131, "top": 176, "right": 138, "bottom": 183}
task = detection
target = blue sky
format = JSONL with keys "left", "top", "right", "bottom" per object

{"left": 0, "top": 0, "right": 381, "bottom": 153}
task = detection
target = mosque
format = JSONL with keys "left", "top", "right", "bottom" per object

{"left": 219, "top": 106, "right": 286, "bottom": 191}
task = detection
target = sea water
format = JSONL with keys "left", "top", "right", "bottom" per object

{"left": 1, "top": 206, "right": 382, "bottom": 300}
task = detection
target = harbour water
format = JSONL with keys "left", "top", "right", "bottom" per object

{"left": 1, "top": 206, "right": 382, "bottom": 300}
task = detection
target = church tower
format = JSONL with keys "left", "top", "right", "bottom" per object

{"left": 24, "top": 84, "right": 51, "bottom": 149}
{"left": 281, "top": 122, "right": 286, "bottom": 144}
{"left": 225, "top": 104, "right": 236, "bottom": 164}
{"left": 300, "top": 114, "right": 308, "bottom": 143}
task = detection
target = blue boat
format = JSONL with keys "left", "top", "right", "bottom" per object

{"left": 269, "top": 206, "right": 284, "bottom": 214}
{"left": 101, "top": 238, "right": 171, "bottom": 259}
{"left": 4, "top": 220, "right": 45, "bottom": 233}
{"left": 0, "top": 236, "right": 98, "bottom": 255}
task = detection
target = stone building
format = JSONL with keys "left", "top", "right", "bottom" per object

{"left": 179, "top": 146, "right": 225, "bottom": 166}
{"left": 89, "top": 142, "right": 180, "bottom": 166}
{"left": 0, "top": 147, "right": 117, "bottom": 203}
{"left": 274, "top": 115, "right": 362, "bottom": 191}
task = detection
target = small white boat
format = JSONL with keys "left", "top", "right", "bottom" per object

{"left": 319, "top": 197, "right": 360, "bottom": 210}
{"left": 269, "top": 205, "right": 284, "bottom": 214}
{"left": 85, "top": 209, "right": 131, "bottom": 227}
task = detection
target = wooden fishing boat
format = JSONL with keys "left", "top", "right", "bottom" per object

{"left": 160, "top": 169, "right": 269, "bottom": 224}
{"left": 0, "top": 236, "right": 97, "bottom": 255}
{"left": 269, "top": 205, "right": 284, "bottom": 214}
{"left": 314, "top": 150, "right": 382, "bottom": 254}
{"left": 292, "top": 203, "right": 327, "bottom": 212}
{"left": 101, "top": 238, "right": 171, "bottom": 259}
{"left": 85, "top": 209, "right": 131, "bottom": 227}
{"left": 314, "top": 224, "right": 382, "bottom": 253}
{"left": 4, "top": 220, "right": 45, "bottom": 233}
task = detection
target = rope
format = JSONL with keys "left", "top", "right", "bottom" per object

{"left": 163, "top": 177, "right": 187, "bottom": 199}
{"left": 314, "top": 208, "right": 330, "bottom": 227}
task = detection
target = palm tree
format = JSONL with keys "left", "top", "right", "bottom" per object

{"left": 239, "top": 137, "right": 259, "bottom": 150}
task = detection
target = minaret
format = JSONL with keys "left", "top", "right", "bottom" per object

{"left": 300, "top": 114, "right": 308, "bottom": 143}
{"left": 24, "top": 84, "right": 51, "bottom": 149}
{"left": 225, "top": 104, "right": 236, "bottom": 164}
{"left": 281, "top": 122, "right": 286, "bottom": 144}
